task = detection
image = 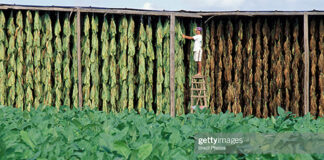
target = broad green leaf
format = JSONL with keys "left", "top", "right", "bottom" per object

{"left": 112, "top": 141, "right": 131, "bottom": 158}
{"left": 170, "top": 148, "right": 187, "bottom": 160}
{"left": 20, "top": 130, "right": 35, "bottom": 151}
{"left": 278, "top": 107, "right": 285, "bottom": 116}
{"left": 137, "top": 143, "right": 152, "bottom": 160}
{"left": 294, "top": 154, "right": 314, "bottom": 160}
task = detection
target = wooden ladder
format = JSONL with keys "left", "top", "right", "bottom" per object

{"left": 190, "top": 75, "right": 207, "bottom": 113}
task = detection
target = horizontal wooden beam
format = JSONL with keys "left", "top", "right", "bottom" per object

{"left": 200, "top": 11, "right": 324, "bottom": 16}
{"left": 3, "top": 4, "right": 324, "bottom": 17}
{"left": 199, "top": 11, "right": 306, "bottom": 16}
{"left": 0, "top": 5, "right": 75, "bottom": 12}
{"left": 0, "top": 5, "right": 202, "bottom": 18}
{"left": 80, "top": 8, "right": 202, "bottom": 18}
{"left": 307, "top": 12, "right": 324, "bottom": 15}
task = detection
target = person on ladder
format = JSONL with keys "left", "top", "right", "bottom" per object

{"left": 183, "top": 27, "right": 206, "bottom": 112}
{"left": 182, "top": 27, "right": 203, "bottom": 76}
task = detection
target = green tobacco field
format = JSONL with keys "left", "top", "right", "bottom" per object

{"left": 1, "top": 106, "right": 324, "bottom": 160}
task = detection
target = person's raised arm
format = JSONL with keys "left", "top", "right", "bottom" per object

{"left": 182, "top": 34, "right": 194, "bottom": 40}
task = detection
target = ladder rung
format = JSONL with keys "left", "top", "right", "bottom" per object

{"left": 191, "top": 75, "right": 207, "bottom": 112}
{"left": 191, "top": 88, "right": 206, "bottom": 91}
{"left": 192, "top": 77, "right": 205, "bottom": 79}
{"left": 192, "top": 81, "right": 205, "bottom": 84}
{"left": 192, "top": 75, "right": 205, "bottom": 78}
{"left": 191, "top": 95, "right": 207, "bottom": 98}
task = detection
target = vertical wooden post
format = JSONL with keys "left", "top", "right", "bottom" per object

{"left": 170, "top": 14, "right": 175, "bottom": 117}
{"left": 303, "top": 13, "right": 310, "bottom": 115}
{"left": 77, "top": 8, "right": 83, "bottom": 108}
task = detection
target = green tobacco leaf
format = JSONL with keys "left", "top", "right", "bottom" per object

{"left": 294, "top": 154, "right": 314, "bottom": 160}
{"left": 169, "top": 131, "right": 181, "bottom": 145}
{"left": 170, "top": 148, "right": 187, "bottom": 160}
{"left": 137, "top": 143, "right": 152, "bottom": 160}
{"left": 271, "top": 116, "right": 276, "bottom": 124}
{"left": 278, "top": 107, "right": 285, "bottom": 116}
{"left": 71, "top": 119, "right": 82, "bottom": 129}
{"left": 113, "top": 141, "right": 131, "bottom": 158}
{"left": 20, "top": 130, "right": 35, "bottom": 151}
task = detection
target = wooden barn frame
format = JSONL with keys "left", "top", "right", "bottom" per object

{"left": 1, "top": 4, "right": 323, "bottom": 116}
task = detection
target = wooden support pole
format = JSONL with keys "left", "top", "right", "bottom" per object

{"left": 303, "top": 13, "right": 310, "bottom": 115}
{"left": 77, "top": 8, "right": 83, "bottom": 108}
{"left": 170, "top": 14, "right": 175, "bottom": 117}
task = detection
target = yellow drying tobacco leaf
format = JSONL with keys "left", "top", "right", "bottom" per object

{"left": 82, "top": 14, "right": 91, "bottom": 107}
{"left": 118, "top": 15, "right": 128, "bottom": 111}
{"left": 16, "top": 11, "right": 24, "bottom": 110}
{"left": 62, "top": 13, "right": 72, "bottom": 107}
{"left": 33, "top": 11, "right": 42, "bottom": 109}
{"left": 162, "top": 20, "right": 170, "bottom": 114}
{"left": 0, "top": 11, "right": 7, "bottom": 106}
{"left": 156, "top": 17, "right": 164, "bottom": 114}
{"left": 145, "top": 18, "right": 154, "bottom": 112}
{"left": 90, "top": 14, "right": 99, "bottom": 110}
{"left": 137, "top": 19, "right": 146, "bottom": 113}
{"left": 101, "top": 16, "right": 109, "bottom": 112}
{"left": 109, "top": 16, "right": 118, "bottom": 112}
{"left": 127, "top": 16, "right": 135, "bottom": 111}
{"left": 25, "top": 11, "right": 34, "bottom": 111}
{"left": 54, "top": 16, "right": 63, "bottom": 110}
